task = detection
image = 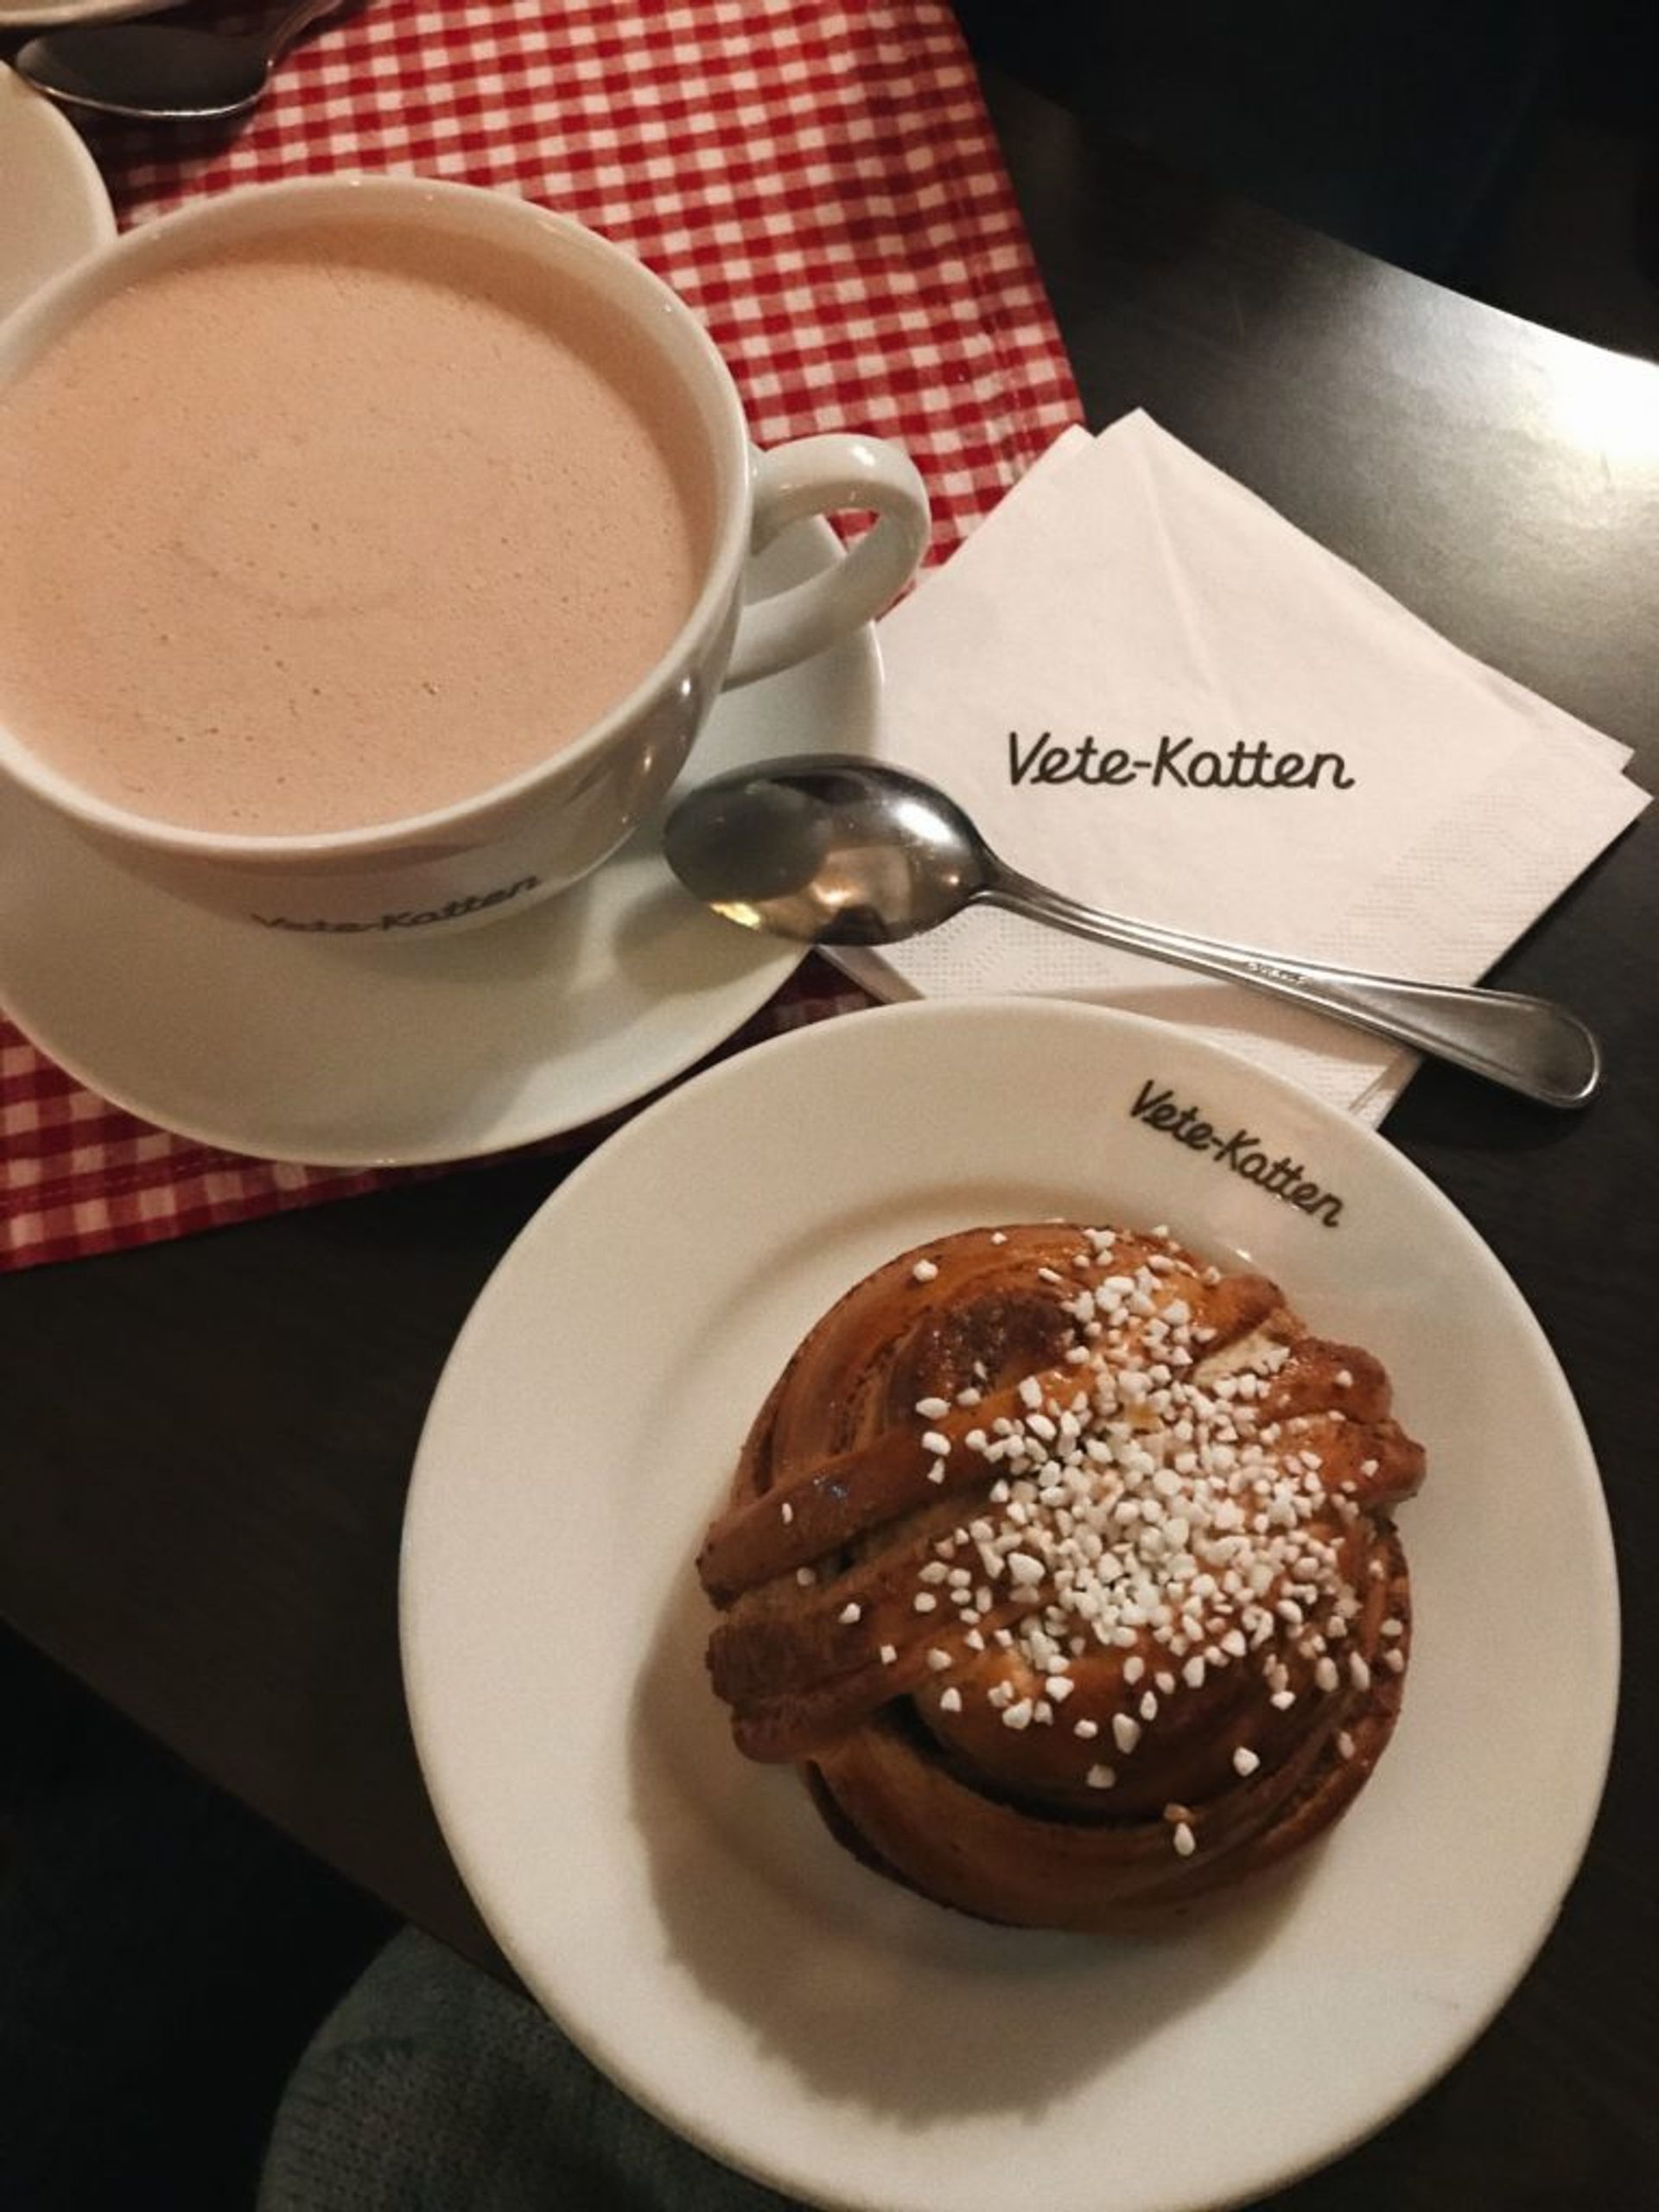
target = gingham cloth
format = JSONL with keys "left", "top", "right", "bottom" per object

{"left": 0, "top": 0, "right": 1081, "bottom": 1268}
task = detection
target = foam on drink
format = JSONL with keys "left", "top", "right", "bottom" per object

{"left": 0, "top": 221, "right": 714, "bottom": 836}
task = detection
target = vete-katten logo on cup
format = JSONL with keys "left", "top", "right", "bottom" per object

{"left": 1009, "top": 731, "right": 1357, "bottom": 792}
{"left": 253, "top": 876, "right": 542, "bottom": 933}
{"left": 1129, "top": 1077, "right": 1346, "bottom": 1227}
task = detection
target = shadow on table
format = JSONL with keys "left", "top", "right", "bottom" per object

{"left": 0, "top": 1625, "right": 393, "bottom": 2212}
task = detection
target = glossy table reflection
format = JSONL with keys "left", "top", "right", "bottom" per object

{"left": 2, "top": 65, "right": 1655, "bottom": 2212}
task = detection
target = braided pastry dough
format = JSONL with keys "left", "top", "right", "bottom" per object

{"left": 697, "top": 1223, "right": 1425, "bottom": 1929}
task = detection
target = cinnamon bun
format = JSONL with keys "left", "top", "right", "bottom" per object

{"left": 696, "top": 1222, "right": 1424, "bottom": 1929}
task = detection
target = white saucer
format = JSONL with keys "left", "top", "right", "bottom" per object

{"left": 0, "top": 524, "right": 880, "bottom": 1166}
{"left": 402, "top": 998, "right": 1618, "bottom": 2212}
{"left": 0, "top": 60, "right": 116, "bottom": 324}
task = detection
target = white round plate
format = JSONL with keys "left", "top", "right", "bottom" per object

{"left": 400, "top": 997, "right": 1618, "bottom": 2212}
{"left": 0, "top": 524, "right": 878, "bottom": 1166}
{"left": 0, "top": 2, "right": 175, "bottom": 29}
{"left": 0, "top": 61, "right": 115, "bottom": 323}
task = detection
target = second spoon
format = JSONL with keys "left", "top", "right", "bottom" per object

{"left": 15, "top": 1, "right": 345, "bottom": 124}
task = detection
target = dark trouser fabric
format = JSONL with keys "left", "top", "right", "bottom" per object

{"left": 257, "top": 1929, "right": 798, "bottom": 2212}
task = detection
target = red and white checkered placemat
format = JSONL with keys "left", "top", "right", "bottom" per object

{"left": 0, "top": 1, "right": 1081, "bottom": 1268}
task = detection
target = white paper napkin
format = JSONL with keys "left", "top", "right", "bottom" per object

{"left": 843, "top": 412, "right": 1647, "bottom": 1121}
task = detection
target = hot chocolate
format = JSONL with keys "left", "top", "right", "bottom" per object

{"left": 0, "top": 222, "right": 713, "bottom": 837}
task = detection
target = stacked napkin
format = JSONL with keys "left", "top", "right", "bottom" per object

{"left": 847, "top": 413, "right": 1647, "bottom": 1121}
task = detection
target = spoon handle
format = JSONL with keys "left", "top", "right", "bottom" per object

{"left": 982, "top": 863, "right": 1600, "bottom": 1109}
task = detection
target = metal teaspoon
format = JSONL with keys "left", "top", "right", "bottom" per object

{"left": 663, "top": 756, "right": 1602, "bottom": 1109}
{"left": 15, "top": 0, "right": 346, "bottom": 124}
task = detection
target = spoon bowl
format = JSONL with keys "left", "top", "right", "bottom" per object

{"left": 664, "top": 754, "right": 1603, "bottom": 1109}
{"left": 665, "top": 755, "right": 988, "bottom": 943}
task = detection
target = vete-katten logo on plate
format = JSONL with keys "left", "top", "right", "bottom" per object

{"left": 1129, "top": 1078, "right": 1345, "bottom": 1227}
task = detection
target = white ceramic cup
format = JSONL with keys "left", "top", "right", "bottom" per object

{"left": 0, "top": 175, "right": 930, "bottom": 937}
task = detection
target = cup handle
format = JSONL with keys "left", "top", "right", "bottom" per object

{"left": 724, "top": 435, "right": 931, "bottom": 686}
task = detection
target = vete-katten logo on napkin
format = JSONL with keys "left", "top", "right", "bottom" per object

{"left": 1009, "top": 732, "right": 1357, "bottom": 791}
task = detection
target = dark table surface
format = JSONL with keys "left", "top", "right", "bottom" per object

{"left": 3, "top": 64, "right": 1655, "bottom": 2212}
